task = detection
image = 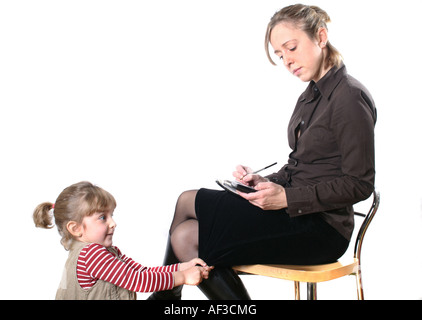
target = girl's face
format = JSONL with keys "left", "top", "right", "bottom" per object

{"left": 79, "top": 209, "right": 116, "bottom": 248}
{"left": 270, "top": 22, "right": 328, "bottom": 82}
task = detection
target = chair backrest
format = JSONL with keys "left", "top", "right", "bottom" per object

{"left": 353, "top": 190, "right": 380, "bottom": 261}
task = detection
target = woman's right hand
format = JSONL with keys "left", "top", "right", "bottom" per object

{"left": 233, "top": 165, "right": 268, "bottom": 187}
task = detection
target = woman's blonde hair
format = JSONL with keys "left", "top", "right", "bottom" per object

{"left": 265, "top": 4, "right": 342, "bottom": 68}
{"left": 33, "top": 181, "right": 116, "bottom": 250}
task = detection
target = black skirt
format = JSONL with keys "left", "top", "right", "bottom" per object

{"left": 195, "top": 188, "right": 349, "bottom": 267}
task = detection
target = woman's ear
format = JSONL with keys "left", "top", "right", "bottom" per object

{"left": 318, "top": 27, "right": 328, "bottom": 48}
{"left": 67, "top": 221, "right": 83, "bottom": 238}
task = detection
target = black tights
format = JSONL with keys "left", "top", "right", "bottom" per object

{"left": 169, "top": 190, "right": 199, "bottom": 262}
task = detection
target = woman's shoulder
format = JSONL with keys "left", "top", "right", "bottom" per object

{"left": 336, "top": 66, "right": 373, "bottom": 101}
{"left": 330, "top": 72, "right": 376, "bottom": 123}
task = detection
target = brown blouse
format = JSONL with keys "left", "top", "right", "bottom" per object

{"left": 266, "top": 63, "right": 377, "bottom": 240}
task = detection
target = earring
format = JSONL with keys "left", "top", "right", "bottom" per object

{"left": 321, "top": 42, "right": 326, "bottom": 47}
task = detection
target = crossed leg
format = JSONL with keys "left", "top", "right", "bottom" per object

{"left": 169, "top": 190, "right": 199, "bottom": 262}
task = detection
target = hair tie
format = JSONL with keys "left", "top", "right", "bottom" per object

{"left": 52, "top": 203, "right": 55, "bottom": 209}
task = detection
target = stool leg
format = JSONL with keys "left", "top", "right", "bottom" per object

{"left": 356, "top": 265, "right": 364, "bottom": 300}
{"left": 294, "top": 281, "right": 300, "bottom": 300}
{"left": 307, "top": 282, "right": 317, "bottom": 300}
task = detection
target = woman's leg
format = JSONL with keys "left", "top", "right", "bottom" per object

{"left": 171, "top": 219, "right": 198, "bottom": 262}
{"left": 170, "top": 190, "right": 250, "bottom": 300}
{"left": 151, "top": 189, "right": 250, "bottom": 300}
{"left": 146, "top": 235, "right": 182, "bottom": 300}
{"left": 147, "top": 190, "right": 198, "bottom": 300}
{"left": 169, "top": 190, "right": 199, "bottom": 262}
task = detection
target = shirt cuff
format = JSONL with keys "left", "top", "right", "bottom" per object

{"left": 285, "top": 187, "right": 312, "bottom": 216}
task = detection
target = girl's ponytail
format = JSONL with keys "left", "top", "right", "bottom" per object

{"left": 33, "top": 202, "right": 55, "bottom": 229}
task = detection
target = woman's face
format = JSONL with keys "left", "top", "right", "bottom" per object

{"left": 270, "top": 22, "right": 328, "bottom": 82}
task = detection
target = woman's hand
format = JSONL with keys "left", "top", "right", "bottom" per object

{"left": 239, "top": 181, "right": 287, "bottom": 210}
{"left": 233, "top": 165, "right": 268, "bottom": 186}
{"left": 233, "top": 164, "right": 287, "bottom": 210}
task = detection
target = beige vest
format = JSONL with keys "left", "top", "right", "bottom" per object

{"left": 55, "top": 241, "right": 136, "bottom": 300}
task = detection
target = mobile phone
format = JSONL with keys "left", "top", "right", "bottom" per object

{"left": 231, "top": 181, "right": 257, "bottom": 193}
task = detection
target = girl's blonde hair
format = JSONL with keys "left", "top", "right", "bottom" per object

{"left": 33, "top": 181, "right": 116, "bottom": 250}
{"left": 265, "top": 4, "right": 342, "bottom": 68}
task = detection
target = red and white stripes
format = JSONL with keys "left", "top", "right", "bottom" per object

{"left": 77, "top": 243, "right": 178, "bottom": 292}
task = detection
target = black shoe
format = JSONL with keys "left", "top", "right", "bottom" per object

{"left": 147, "top": 285, "right": 183, "bottom": 300}
{"left": 197, "top": 267, "right": 251, "bottom": 300}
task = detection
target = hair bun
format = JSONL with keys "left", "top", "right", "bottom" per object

{"left": 310, "top": 5, "right": 331, "bottom": 24}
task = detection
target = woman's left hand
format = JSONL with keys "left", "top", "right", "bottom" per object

{"left": 238, "top": 181, "right": 288, "bottom": 211}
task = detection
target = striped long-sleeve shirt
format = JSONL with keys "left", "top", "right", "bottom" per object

{"left": 77, "top": 243, "right": 178, "bottom": 292}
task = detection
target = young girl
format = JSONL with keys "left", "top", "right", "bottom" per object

{"left": 33, "top": 181, "right": 212, "bottom": 300}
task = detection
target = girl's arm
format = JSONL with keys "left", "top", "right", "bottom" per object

{"left": 79, "top": 243, "right": 177, "bottom": 292}
{"left": 115, "top": 246, "right": 180, "bottom": 273}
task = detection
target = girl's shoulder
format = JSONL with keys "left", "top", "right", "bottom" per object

{"left": 79, "top": 243, "right": 122, "bottom": 262}
{"left": 79, "top": 243, "right": 122, "bottom": 258}
{"left": 80, "top": 242, "right": 120, "bottom": 250}
{"left": 81, "top": 242, "right": 103, "bottom": 252}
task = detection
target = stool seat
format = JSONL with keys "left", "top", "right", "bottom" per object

{"left": 234, "top": 259, "right": 358, "bottom": 283}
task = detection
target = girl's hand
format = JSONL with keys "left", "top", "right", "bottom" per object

{"left": 181, "top": 265, "right": 212, "bottom": 286}
{"left": 175, "top": 258, "right": 214, "bottom": 286}
{"left": 179, "top": 258, "right": 209, "bottom": 271}
{"left": 238, "top": 181, "right": 288, "bottom": 211}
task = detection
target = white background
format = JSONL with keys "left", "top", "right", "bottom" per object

{"left": 1, "top": 0, "right": 421, "bottom": 300}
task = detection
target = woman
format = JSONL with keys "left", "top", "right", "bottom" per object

{"left": 148, "top": 4, "right": 376, "bottom": 300}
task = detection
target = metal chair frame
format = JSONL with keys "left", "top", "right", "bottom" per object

{"left": 233, "top": 190, "right": 380, "bottom": 300}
